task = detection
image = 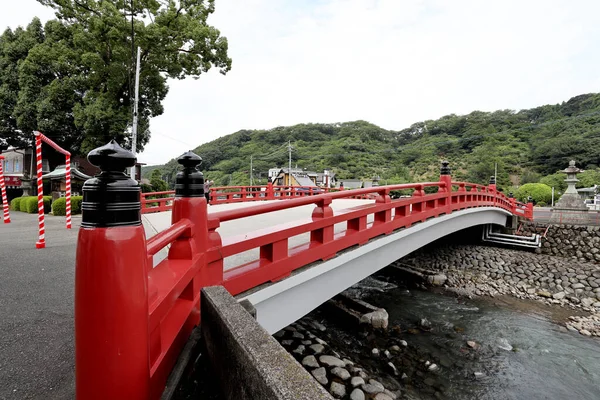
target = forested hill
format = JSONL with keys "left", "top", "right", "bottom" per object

{"left": 144, "top": 93, "right": 600, "bottom": 191}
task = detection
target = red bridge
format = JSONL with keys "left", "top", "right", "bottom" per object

{"left": 74, "top": 142, "right": 532, "bottom": 399}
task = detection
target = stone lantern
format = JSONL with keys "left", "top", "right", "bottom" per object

{"left": 550, "top": 160, "right": 588, "bottom": 223}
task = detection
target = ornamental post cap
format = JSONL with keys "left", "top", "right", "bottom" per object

{"left": 81, "top": 140, "right": 140, "bottom": 228}
{"left": 175, "top": 150, "right": 204, "bottom": 197}
{"left": 440, "top": 160, "right": 451, "bottom": 175}
{"left": 88, "top": 140, "right": 136, "bottom": 172}
{"left": 489, "top": 176, "right": 496, "bottom": 184}
{"left": 177, "top": 151, "right": 202, "bottom": 169}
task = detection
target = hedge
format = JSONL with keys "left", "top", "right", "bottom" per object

{"left": 10, "top": 197, "right": 22, "bottom": 211}
{"left": 19, "top": 196, "right": 52, "bottom": 214}
{"left": 52, "top": 196, "right": 83, "bottom": 216}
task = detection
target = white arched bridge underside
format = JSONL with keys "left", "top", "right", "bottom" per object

{"left": 237, "top": 207, "right": 511, "bottom": 334}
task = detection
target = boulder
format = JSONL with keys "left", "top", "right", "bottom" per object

{"left": 331, "top": 367, "right": 351, "bottom": 380}
{"left": 552, "top": 291, "right": 566, "bottom": 300}
{"left": 319, "top": 355, "right": 345, "bottom": 368}
{"left": 360, "top": 309, "right": 389, "bottom": 329}
{"left": 350, "top": 388, "right": 366, "bottom": 400}
{"left": 330, "top": 382, "right": 346, "bottom": 398}
{"left": 311, "top": 367, "right": 328, "bottom": 385}
{"left": 302, "top": 355, "right": 320, "bottom": 369}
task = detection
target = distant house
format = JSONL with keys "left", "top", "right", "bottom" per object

{"left": 577, "top": 185, "right": 597, "bottom": 200}
{"left": 316, "top": 170, "right": 336, "bottom": 188}
{"left": 272, "top": 168, "right": 317, "bottom": 187}
{"left": 42, "top": 164, "right": 92, "bottom": 200}
{"left": 338, "top": 179, "right": 362, "bottom": 190}
{"left": 337, "top": 177, "right": 380, "bottom": 190}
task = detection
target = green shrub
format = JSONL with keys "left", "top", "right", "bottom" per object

{"left": 141, "top": 183, "right": 153, "bottom": 193}
{"left": 20, "top": 196, "right": 33, "bottom": 212}
{"left": 52, "top": 197, "right": 66, "bottom": 216}
{"left": 515, "top": 183, "right": 552, "bottom": 205}
{"left": 72, "top": 196, "right": 83, "bottom": 214}
{"left": 19, "top": 196, "right": 52, "bottom": 214}
{"left": 51, "top": 196, "right": 83, "bottom": 216}
{"left": 10, "top": 197, "right": 22, "bottom": 211}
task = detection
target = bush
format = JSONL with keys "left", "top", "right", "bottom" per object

{"left": 72, "top": 196, "right": 83, "bottom": 214}
{"left": 141, "top": 183, "right": 153, "bottom": 193}
{"left": 515, "top": 183, "right": 552, "bottom": 205}
{"left": 52, "top": 197, "right": 66, "bottom": 216}
{"left": 20, "top": 196, "right": 34, "bottom": 212}
{"left": 52, "top": 196, "right": 83, "bottom": 216}
{"left": 10, "top": 197, "right": 22, "bottom": 211}
{"left": 19, "top": 196, "right": 52, "bottom": 214}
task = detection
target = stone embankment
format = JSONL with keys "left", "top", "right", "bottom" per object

{"left": 522, "top": 223, "right": 600, "bottom": 263}
{"left": 274, "top": 320, "right": 402, "bottom": 400}
{"left": 401, "top": 244, "right": 600, "bottom": 337}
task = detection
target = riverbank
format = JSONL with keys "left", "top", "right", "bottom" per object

{"left": 400, "top": 243, "right": 600, "bottom": 337}
{"left": 275, "top": 274, "right": 600, "bottom": 399}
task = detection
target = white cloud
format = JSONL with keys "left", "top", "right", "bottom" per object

{"left": 2, "top": 0, "right": 600, "bottom": 165}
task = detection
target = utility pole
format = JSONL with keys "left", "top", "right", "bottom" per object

{"left": 494, "top": 162, "right": 497, "bottom": 184}
{"left": 130, "top": 46, "right": 141, "bottom": 180}
{"left": 551, "top": 187, "right": 555, "bottom": 207}
{"left": 250, "top": 155, "right": 253, "bottom": 186}
{"left": 288, "top": 140, "right": 292, "bottom": 186}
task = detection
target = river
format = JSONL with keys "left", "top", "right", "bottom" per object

{"left": 363, "top": 286, "right": 600, "bottom": 400}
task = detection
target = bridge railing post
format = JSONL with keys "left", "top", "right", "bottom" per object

{"left": 174, "top": 151, "right": 222, "bottom": 285}
{"left": 373, "top": 188, "right": 392, "bottom": 233}
{"left": 508, "top": 192, "right": 516, "bottom": 213}
{"left": 488, "top": 175, "right": 497, "bottom": 206}
{"left": 438, "top": 160, "right": 452, "bottom": 214}
{"left": 267, "top": 182, "right": 275, "bottom": 200}
{"left": 526, "top": 196, "right": 534, "bottom": 219}
{"left": 75, "top": 141, "right": 149, "bottom": 400}
{"left": 310, "top": 195, "right": 334, "bottom": 256}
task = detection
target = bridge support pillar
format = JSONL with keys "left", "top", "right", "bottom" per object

{"left": 75, "top": 141, "right": 150, "bottom": 400}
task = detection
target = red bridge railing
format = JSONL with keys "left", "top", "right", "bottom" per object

{"left": 75, "top": 149, "right": 532, "bottom": 400}
{"left": 140, "top": 184, "right": 377, "bottom": 213}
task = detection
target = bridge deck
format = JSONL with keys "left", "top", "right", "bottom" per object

{"left": 143, "top": 199, "right": 375, "bottom": 269}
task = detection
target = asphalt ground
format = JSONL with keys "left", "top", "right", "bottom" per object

{"left": 0, "top": 212, "right": 78, "bottom": 400}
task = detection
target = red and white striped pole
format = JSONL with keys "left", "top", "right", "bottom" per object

{"left": 65, "top": 154, "right": 72, "bottom": 229}
{"left": 0, "top": 155, "right": 10, "bottom": 224}
{"left": 35, "top": 133, "right": 45, "bottom": 249}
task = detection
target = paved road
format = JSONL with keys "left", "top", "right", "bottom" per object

{"left": 0, "top": 212, "right": 78, "bottom": 400}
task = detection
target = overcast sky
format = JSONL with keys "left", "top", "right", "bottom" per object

{"left": 2, "top": 0, "right": 600, "bottom": 165}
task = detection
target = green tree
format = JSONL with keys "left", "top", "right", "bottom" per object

{"left": 150, "top": 169, "right": 168, "bottom": 192}
{"left": 1, "top": 1, "right": 231, "bottom": 153}
{"left": 515, "top": 183, "right": 552, "bottom": 204}
{"left": 576, "top": 169, "right": 600, "bottom": 188}
{"left": 539, "top": 173, "right": 567, "bottom": 193}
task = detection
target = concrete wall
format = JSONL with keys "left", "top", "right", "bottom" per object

{"left": 201, "top": 286, "right": 332, "bottom": 400}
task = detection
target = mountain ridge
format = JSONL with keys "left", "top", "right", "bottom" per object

{"left": 143, "top": 93, "right": 600, "bottom": 191}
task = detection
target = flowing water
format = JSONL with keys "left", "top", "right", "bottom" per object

{"left": 365, "top": 287, "right": 600, "bottom": 400}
